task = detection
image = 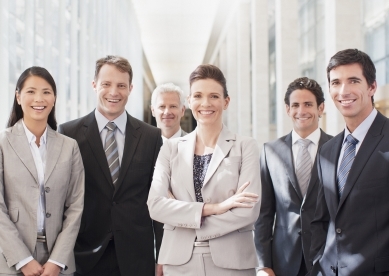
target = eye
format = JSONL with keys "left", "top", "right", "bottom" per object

{"left": 118, "top": 84, "right": 127, "bottom": 88}
{"left": 331, "top": 81, "right": 339, "bottom": 86}
{"left": 101, "top": 83, "right": 109, "bottom": 87}
{"left": 193, "top": 94, "right": 201, "bottom": 98}
{"left": 159, "top": 105, "right": 165, "bottom": 109}
{"left": 171, "top": 105, "right": 177, "bottom": 108}
{"left": 306, "top": 103, "right": 313, "bottom": 107}
{"left": 26, "top": 90, "right": 34, "bottom": 94}
{"left": 44, "top": 90, "right": 52, "bottom": 94}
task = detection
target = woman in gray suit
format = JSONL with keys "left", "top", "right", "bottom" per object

{"left": 0, "top": 67, "right": 84, "bottom": 276}
{"left": 148, "top": 64, "right": 261, "bottom": 276}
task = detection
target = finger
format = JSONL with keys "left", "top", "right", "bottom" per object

{"left": 236, "top": 192, "right": 258, "bottom": 198}
{"left": 233, "top": 202, "right": 255, "bottom": 208}
{"left": 236, "top": 181, "right": 250, "bottom": 193}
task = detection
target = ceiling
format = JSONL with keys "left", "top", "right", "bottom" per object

{"left": 132, "top": 0, "right": 221, "bottom": 94}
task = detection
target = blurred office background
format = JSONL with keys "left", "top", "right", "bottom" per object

{"left": 0, "top": 0, "right": 388, "bottom": 147}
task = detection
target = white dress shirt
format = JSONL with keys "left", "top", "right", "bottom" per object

{"left": 95, "top": 109, "right": 127, "bottom": 165}
{"left": 162, "top": 127, "right": 182, "bottom": 143}
{"left": 291, "top": 127, "right": 321, "bottom": 168}
{"left": 16, "top": 121, "right": 64, "bottom": 270}
{"left": 337, "top": 108, "right": 377, "bottom": 172}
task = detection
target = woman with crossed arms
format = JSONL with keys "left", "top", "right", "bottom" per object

{"left": 0, "top": 67, "right": 84, "bottom": 276}
{"left": 148, "top": 64, "right": 261, "bottom": 276}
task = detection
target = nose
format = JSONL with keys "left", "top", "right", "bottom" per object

{"left": 108, "top": 87, "right": 119, "bottom": 96}
{"left": 338, "top": 83, "right": 349, "bottom": 97}
{"left": 34, "top": 92, "right": 44, "bottom": 102}
{"left": 200, "top": 97, "right": 210, "bottom": 107}
{"left": 163, "top": 107, "right": 171, "bottom": 114}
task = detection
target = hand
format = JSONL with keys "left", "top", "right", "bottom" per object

{"left": 41, "top": 262, "right": 61, "bottom": 276}
{"left": 20, "top": 260, "right": 43, "bottom": 276}
{"left": 215, "top": 181, "right": 258, "bottom": 215}
{"left": 155, "top": 263, "right": 163, "bottom": 276}
{"left": 257, "top": 267, "right": 276, "bottom": 276}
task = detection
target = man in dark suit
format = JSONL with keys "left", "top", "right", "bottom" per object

{"left": 150, "top": 82, "right": 187, "bottom": 141}
{"left": 309, "top": 49, "right": 389, "bottom": 275}
{"left": 255, "top": 77, "right": 332, "bottom": 276}
{"left": 58, "top": 55, "right": 163, "bottom": 276}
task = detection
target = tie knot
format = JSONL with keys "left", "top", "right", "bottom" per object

{"left": 297, "top": 139, "right": 311, "bottom": 148}
{"left": 106, "top": 122, "right": 117, "bottom": 131}
{"left": 346, "top": 134, "right": 358, "bottom": 145}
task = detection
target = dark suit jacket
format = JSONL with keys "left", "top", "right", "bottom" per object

{"left": 309, "top": 111, "right": 389, "bottom": 276}
{"left": 255, "top": 130, "right": 332, "bottom": 276}
{"left": 58, "top": 111, "right": 163, "bottom": 276}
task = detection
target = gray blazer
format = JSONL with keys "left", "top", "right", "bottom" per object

{"left": 0, "top": 120, "right": 84, "bottom": 274}
{"left": 254, "top": 130, "right": 332, "bottom": 276}
{"left": 148, "top": 126, "right": 261, "bottom": 270}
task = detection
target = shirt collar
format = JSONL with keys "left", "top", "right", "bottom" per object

{"left": 21, "top": 119, "right": 47, "bottom": 145}
{"left": 343, "top": 108, "right": 377, "bottom": 144}
{"left": 95, "top": 109, "right": 127, "bottom": 135}
{"left": 292, "top": 127, "right": 321, "bottom": 146}
{"left": 162, "top": 127, "right": 182, "bottom": 142}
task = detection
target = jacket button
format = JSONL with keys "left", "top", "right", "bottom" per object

{"left": 46, "top": 213, "right": 51, "bottom": 218}
{"left": 45, "top": 187, "right": 50, "bottom": 193}
{"left": 298, "top": 230, "right": 301, "bottom": 235}
{"left": 301, "top": 208, "right": 304, "bottom": 212}
{"left": 336, "top": 228, "right": 342, "bottom": 234}
{"left": 206, "top": 198, "right": 211, "bottom": 203}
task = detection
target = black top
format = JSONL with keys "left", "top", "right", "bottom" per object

{"left": 193, "top": 153, "right": 213, "bottom": 202}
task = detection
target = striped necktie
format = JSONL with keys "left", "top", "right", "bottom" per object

{"left": 295, "top": 139, "right": 312, "bottom": 196}
{"left": 105, "top": 122, "right": 120, "bottom": 186}
{"left": 337, "top": 134, "right": 359, "bottom": 198}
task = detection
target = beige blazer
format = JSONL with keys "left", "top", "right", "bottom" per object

{"left": 147, "top": 126, "right": 261, "bottom": 270}
{"left": 0, "top": 120, "right": 84, "bottom": 274}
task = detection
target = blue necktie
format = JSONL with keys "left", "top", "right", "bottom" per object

{"left": 337, "top": 134, "right": 359, "bottom": 198}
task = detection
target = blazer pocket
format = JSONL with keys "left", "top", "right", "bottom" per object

{"left": 163, "top": 224, "right": 176, "bottom": 231}
{"left": 8, "top": 208, "right": 19, "bottom": 223}
{"left": 375, "top": 255, "right": 389, "bottom": 272}
{"left": 238, "top": 225, "right": 254, "bottom": 232}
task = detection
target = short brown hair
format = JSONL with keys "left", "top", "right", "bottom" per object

{"left": 284, "top": 77, "right": 325, "bottom": 106}
{"left": 189, "top": 64, "right": 228, "bottom": 98}
{"left": 94, "top": 55, "right": 133, "bottom": 84}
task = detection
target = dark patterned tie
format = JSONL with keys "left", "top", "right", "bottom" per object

{"left": 337, "top": 134, "right": 359, "bottom": 198}
{"left": 105, "top": 122, "right": 120, "bottom": 186}
{"left": 296, "top": 139, "right": 312, "bottom": 196}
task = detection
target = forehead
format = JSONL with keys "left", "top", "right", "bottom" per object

{"left": 190, "top": 78, "right": 223, "bottom": 93}
{"left": 23, "top": 75, "right": 52, "bottom": 89}
{"left": 289, "top": 89, "right": 316, "bottom": 102}
{"left": 156, "top": 92, "right": 181, "bottom": 104}
{"left": 329, "top": 63, "right": 364, "bottom": 80}
{"left": 97, "top": 64, "right": 130, "bottom": 83}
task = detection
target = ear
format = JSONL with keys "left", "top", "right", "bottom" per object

{"left": 151, "top": 105, "right": 155, "bottom": 117}
{"left": 187, "top": 95, "right": 192, "bottom": 109}
{"left": 223, "top": 96, "right": 230, "bottom": 110}
{"left": 181, "top": 105, "right": 186, "bottom": 116}
{"left": 368, "top": 80, "right": 377, "bottom": 97}
{"left": 318, "top": 102, "right": 324, "bottom": 117}
{"left": 92, "top": 79, "right": 97, "bottom": 91}
{"left": 286, "top": 104, "right": 291, "bottom": 117}
{"left": 16, "top": 91, "right": 21, "bottom": 105}
{"left": 129, "top": 84, "right": 133, "bottom": 95}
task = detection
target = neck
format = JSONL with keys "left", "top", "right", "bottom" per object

{"left": 161, "top": 126, "right": 180, "bottom": 139}
{"left": 195, "top": 123, "right": 222, "bottom": 155}
{"left": 344, "top": 107, "right": 373, "bottom": 133}
{"left": 23, "top": 118, "right": 47, "bottom": 146}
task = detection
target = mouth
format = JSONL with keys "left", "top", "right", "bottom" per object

{"left": 295, "top": 117, "right": 311, "bottom": 121}
{"left": 199, "top": 110, "right": 214, "bottom": 115}
{"left": 338, "top": 99, "right": 356, "bottom": 106}
{"left": 31, "top": 106, "right": 46, "bottom": 111}
{"left": 106, "top": 98, "right": 120, "bottom": 103}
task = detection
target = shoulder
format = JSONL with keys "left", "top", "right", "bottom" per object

{"left": 58, "top": 113, "right": 91, "bottom": 133}
{"left": 127, "top": 114, "right": 161, "bottom": 137}
{"left": 263, "top": 135, "right": 288, "bottom": 150}
{"left": 49, "top": 127, "right": 79, "bottom": 148}
{"left": 0, "top": 127, "right": 12, "bottom": 144}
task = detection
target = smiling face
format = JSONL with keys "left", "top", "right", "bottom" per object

{"left": 329, "top": 63, "right": 376, "bottom": 130}
{"left": 151, "top": 92, "right": 185, "bottom": 134}
{"left": 188, "top": 78, "right": 230, "bottom": 127}
{"left": 93, "top": 64, "right": 133, "bottom": 120}
{"left": 16, "top": 76, "right": 55, "bottom": 126}
{"left": 286, "top": 89, "right": 324, "bottom": 138}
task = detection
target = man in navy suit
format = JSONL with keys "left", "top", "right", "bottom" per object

{"left": 309, "top": 49, "right": 389, "bottom": 275}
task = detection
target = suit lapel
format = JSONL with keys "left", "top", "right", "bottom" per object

{"left": 203, "top": 126, "right": 234, "bottom": 188}
{"left": 44, "top": 127, "right": 63, "bottom": 183}
{"left": 283, "top": 133, "right": 304, "bottom": 201}
{"left": 114, "top": 114, "right": 141, "bottom": 195}
{"left": 7, "top": 120, "right": 39, "bottom": 185}
{"left": 338, "top": 113, "right": 385, "bottom": 210}
{"left": 84, "top": 112, "right": 113, "bottom": 186}
{"left": 178, "top": 130, "right": 196, "bottom": 201}
{"left": 305, "top": 131, "right": 331, "bottom": 199}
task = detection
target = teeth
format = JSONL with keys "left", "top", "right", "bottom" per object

{"left": 341, "top": 100, "right": 354, "bottom": 104}
{"left": 107, "top": 99, "right": 120, "bottom": 103}
{"left": 199, "top": 111, "right": 213, "bottom": 115}
{"left": 32, "top": 107, "right": 44, "bottom": 110}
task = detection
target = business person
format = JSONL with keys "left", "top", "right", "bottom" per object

{"left": 255, "top": 77, "right": 332, "bottom": 276}
{"left": 151, "top": 83, "right": 187, "bottom": 141}
{"left": 58, "top": 55, "right": 163, "bottom": 276}
{"left": 0, "top": 67, "right": 84, "bottom": 276}
{"left": 148, "top": 64, "right": 261, "bottom": 276}
{"left": 309, "top": 49, "right": 389, "bottom": 275}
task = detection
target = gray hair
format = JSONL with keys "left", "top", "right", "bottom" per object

{"left": 151, "top": 83, "right": 185, "bottom": 107}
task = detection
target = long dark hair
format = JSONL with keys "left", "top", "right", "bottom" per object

{"left": 7, "top": 66, "right": 57, "bottom": 130}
